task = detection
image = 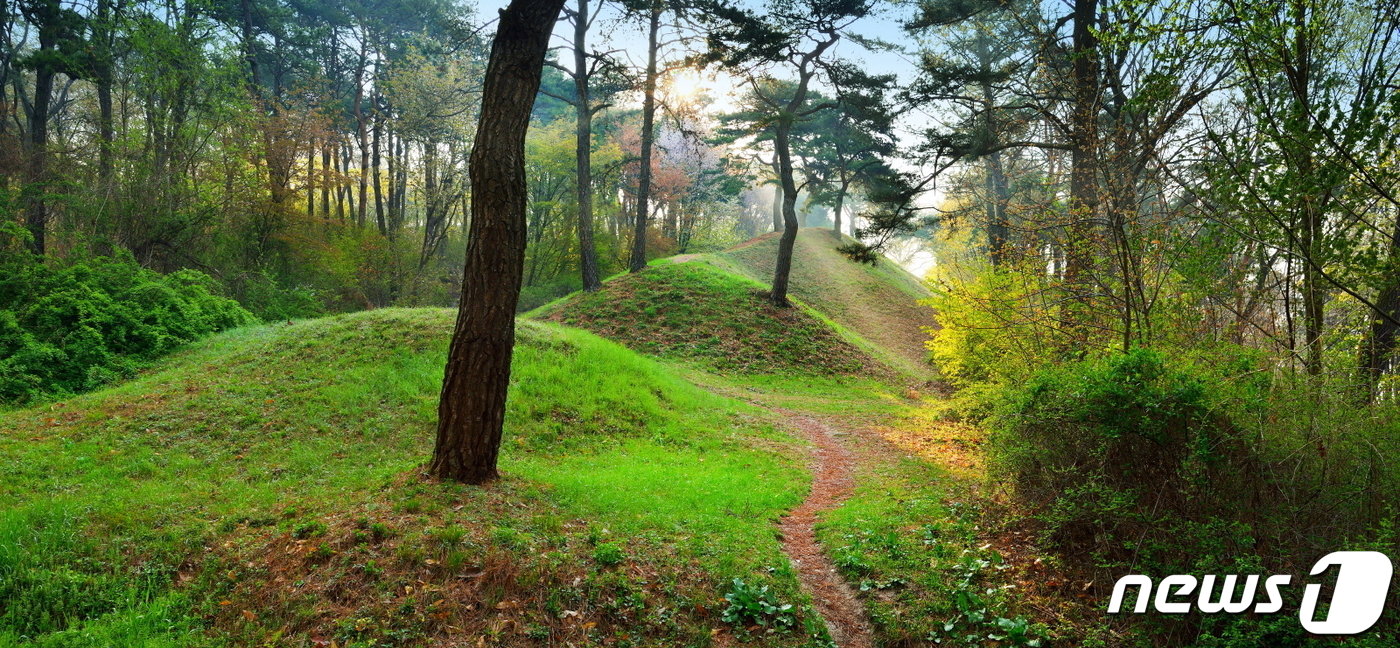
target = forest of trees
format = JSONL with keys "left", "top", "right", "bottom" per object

{"left": 0, "top": 0, "right": 892, "bottom": 321}
{"left": 7, "top": 0, "right": 1400, "bottom": 643}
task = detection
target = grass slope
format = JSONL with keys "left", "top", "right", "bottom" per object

{"left": 0, "top": 309, "right": 822, "bottom": 647}
{"left": 535, "top": 261, "right": 874, "bottom": 376}
{"left": 718, "top": 229, "right": 935, "bottom": 378}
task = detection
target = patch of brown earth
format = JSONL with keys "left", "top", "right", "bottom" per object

{"left": 779, "top": 414, "right": 874, "bottom": 648}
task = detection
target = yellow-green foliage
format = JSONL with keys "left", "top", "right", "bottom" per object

{"left": 925, "top": 266, "right": 1055, "bottom": 391}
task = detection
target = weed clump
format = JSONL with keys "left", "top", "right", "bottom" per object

{"left": 721, "top": 577, "right": 797, "bottom": 630}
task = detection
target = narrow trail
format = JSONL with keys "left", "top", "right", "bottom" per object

{"left": 778, "top": 414, "right": 874, "bottom": 648}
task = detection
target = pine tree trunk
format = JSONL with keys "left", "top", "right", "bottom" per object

{"left": 1360, "top": 213, "right": 1400, "bottom": 400}
{"left": 628, "top": 4, "right": 661, "bottom": 273}
{"left": 307, "top": 138, "right": 316, "bottom": 219}
{"left": 322, "top": 145, "right": 332, "bottom": 219}
{"left": 432, "top": 0, "right": 566, "bottom": 485}
{"left": 574, "top": 0, "right": 601, "bottom": 291}
{"left": 373, "top": 99, "right": 386, "bottom": 234}
{"left": 1064, "top": 0, "right": 1100, "bottom": 341}
{"left": 769, "top": 45, "right": 833, "bottom": 307}
{"left": 771, "top": 118, "right": 800, "bottom": 306}
{"left": 354, "top": 37, "right": 370, "bottom": 228}
{"left": 26, "top": 67, "right": 53, "bottom": 255}
{"left": 832, "top": 178, "right": 847, "bottom": 235}
{"left": 95, "top": 0, "right": 116, "bottom": 186}
{"left": 979, "top": 35, "right": 1010, "bottom": 267}
{"left": 770, "top": 162, "right": 783, "bottom": 232}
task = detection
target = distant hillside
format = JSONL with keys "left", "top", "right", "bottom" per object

{"left": 717, "top": 229, "right": 934, "bottom": 378}
{"left": 533, "top": 260, "right": 877, "bottom": 376}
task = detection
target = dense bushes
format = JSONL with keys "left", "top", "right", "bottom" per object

{"left": 0, "top": 227, "right": 256, "bottom": 404}
{"left": 975, "top": 344, "right": 1400, "bottom": 643}
{"left": 990, "top": 350, "right": 1261, "bottom": 566}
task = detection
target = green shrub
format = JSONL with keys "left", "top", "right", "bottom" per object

{"left": 0, "top": 228, "right": 257, "bottom": 404}
{"left": 990, "top": 350, "right": 1255, "bottom": 564}
{"left": 225, "top": 269, "right": 323, "bottom": 321}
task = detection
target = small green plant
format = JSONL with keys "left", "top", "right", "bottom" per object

{"left": 308, "top": 542, "right": 335, "bottom": 562}
{"left": 932, "top": 552, "right": 1042, "bottom": 646}
{"left": 292, "top": 520, "right": 327, "bottom": 539}
{"left": 720, "top": 577, "right": 796, "bottom": 630}
{"left": 489, "top": 526, "right": 528, "bottom": 549}
{"left": 428, "top": 525, "right": 468, "bottom": 547}
{"left": 592, "top": 541, "right": 625, "bottom": 567}
{"left": 359, "top": 560, "right": 383, "bottom": 578}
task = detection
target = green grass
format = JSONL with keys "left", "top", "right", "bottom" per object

{"left": 535, "top": 260, "right": 873, "bottom": 376}
{"left": 0, "top": 309, "right": 821, "bottom": 647}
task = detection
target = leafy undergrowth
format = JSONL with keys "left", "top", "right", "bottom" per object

{"left": 535, "top": 260, "right": 873, "bottom": 376}
{"left": 0, "top": 237, "right": 257, "bottom": 406}
{"left": 0, "top": 309, "right": 824, "bottom": 647}
{"left": 718, "top": 229, "right": 934, "bottom": 379}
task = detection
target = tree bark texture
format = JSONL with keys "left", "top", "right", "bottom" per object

{"left": 431, "top": 0, "right": 566, "bottom": 485}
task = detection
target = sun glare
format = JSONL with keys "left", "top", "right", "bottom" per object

{"left": 664, "top": 69, "right": 743, "bottom": 113}
{"left": 667, "top": 69, "right": 706, "bottom": 99}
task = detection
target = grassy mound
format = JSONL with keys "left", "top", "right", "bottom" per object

{"left": 0, "top": 309, "right": 819, "bottom": 647}
{"left": 536, "top": 260, "right": 872, "bottom": 375}
{"left": 718, "top": 229, "right": 934, "bottom": 378}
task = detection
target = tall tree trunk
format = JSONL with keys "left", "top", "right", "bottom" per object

{"left": 307, "top": 137, "right": 315, "bottom": 219}
{"left": 396, "top": 134, "right": 409, "bottom": 229}
{"left": 21, "top": 0, "right": 64, "bottom": 255}
{"left": 1359, "top": 214, "right": 1400, "bottom": 400}
{"left": 373, "top": 96, "right": 386, "bottom": 234}
{"left": 321, "top": 144, "right": 331, "bottom": 219}
{"left": 95, "top": 0, "right": 117, "bottom": 186}
{"left": 628, "top": 3, "right": 661, "bottom": 273}
{"left": 771, "top": 118, "right": 801, "bottom": 306}
{"left": 344, "top": 138, "right": 356, "bottom": 221}
{"left": 979, "top": 35, "right": 1010, "bottom": 267}
{"left": 986, "top": 149, "right": 1010, "bottom": 266}
{"left": 769, "top": 39, "right": 836, "bottom": 307}
{"left": 1063, "top": 0, "right": 1100, "bottom": 340}
{"left": 573, "top": 0, "right": 601, "bottom": 291}
{"left": 334, "top": 142, "right": 346, "bottom": 222}
{"left": 770, "top": 161, "right": 783, "bottom": 232}
{"left": 832, "top": 177, "right": 848, "bottom": 235}
{"left": 432, "top": 0, "right": 566, "bottom": 485}
{"left": 421, "top": 142, "right": 442, "bottom": 268}
{"left": 25, "top": 56, "right": 53, "bottom": 254}
{"left": 354, "top": 34, "right": 369, "bottom": 228}
{"left": 1290, "top": 0, "right": 1324, "bottom": 376}
{"left": 387, "top": 129, "right": 399, "bottom": 233}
